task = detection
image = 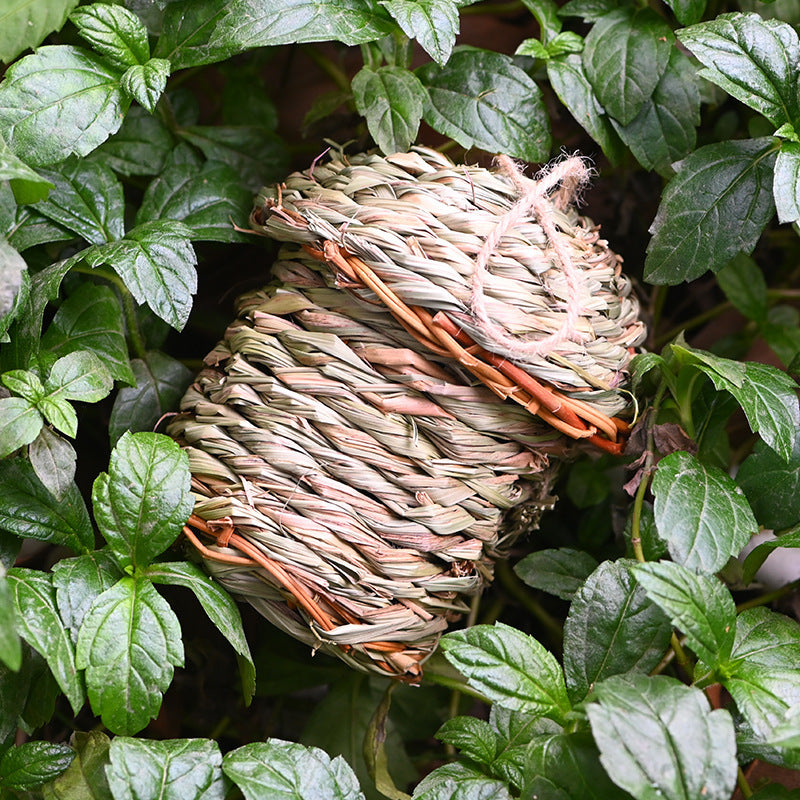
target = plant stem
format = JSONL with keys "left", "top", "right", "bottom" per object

{"left": 648, "top": 285, "right": 666, "bottom": 346}
{"left": 466, "top": 592, "right": 481, "bottom": 629}
{"left": 670, "top": 632, "right": 692, "bottom": 677}
{"left": 121, "top": 289, "right": 147, "bottom": 360}
{"left": 422, "top": 671, "right": 487, "bottom": 701}
{"left": 479, "top": 595, "right": 505, "bottom": 625}
{"left": 649, "top": 643, "right": 676, "bottom": 676}
{"left": 495, "top": 560, "right": 563, "bottom": 647}
{"left": 302, "top": 45, "right": 351, "bottom": 93}
{"left": 736, "top": 766, "right": 753, "bottom": 798}
{"left": 156, "top": 92, "right": 181, "bottom": 133}
{"left": 654, "top": 301, "right": 734, "bottom": 348}
{"left": 70, "top": 265, "right": 148, "bottom": 359}
{"left": 654, "top": 287, "right": 800, "bottom": 348}
{"left": 461, "top": 0, "right": 524, "bottom": 14}
{"left": 630, "top": 383, "right": 666, "bottom": 562}
{"left": 736, "top": 580, "right": 800, "bottom": 612}
{"left": 630, "top": 469, "right": 650, "bottom": 563}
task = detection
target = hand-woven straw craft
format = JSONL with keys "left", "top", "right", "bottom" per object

{"left": 168, "top": 146, "right": 646, "bottom": 679}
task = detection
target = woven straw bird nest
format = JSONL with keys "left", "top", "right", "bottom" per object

{"left": 168, "top": 146, "right": 646, "bottom": 680}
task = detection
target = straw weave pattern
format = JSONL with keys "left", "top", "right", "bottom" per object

{"left": 169, "top": 147, "right": 645, "bottom": 678}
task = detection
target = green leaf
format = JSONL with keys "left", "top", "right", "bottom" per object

{"left": 631, "top": 561, "right": 736, "bottom": 670}
{"left": 301, "top": 675, "right": 415, "bottom": 800}
{"left": 587, "top": 674, "right": 737, "bottom": 800}
{"left": 0, "top": 45, "right": 129, "bottom": 167}
{"left": 6, "top": 568, "right": 85, "bottom": 713}
{"left": 136, "top": 159, "right": 255, "bottom": 242}
{"left": 0, "top": 456, "right": 93, "bottom": 552}
{"left": 46, "top": 350, "right": 114, "bottom": 404}
{"left": 52, "top": 551, "right": 123, "bottom": 645}
{"left": 28, "top": 427, "right": 77, "bottom": 501}
{"left": 412, "top": 761, "right": 511, "bottom": 799}
{"left": 75, "top": 576, "right": 184, "bottom": 735}
{"left": 41, "top": 282, "right": 134, "bottom": 385}
{"left": 675, "top": 346, "right": 800, "bottom": 461}
{"left": 441, "top": 622, "right": 571, "bottom": 723}
{"left": 766, "top": 706, "right": 800, "bottom": 751}
{"left": 108, "top": 352, "right": 193, "bottom": 444}
{"left": 514, "top": 548, "right": 598, "bottom": 601}
{"left": 223, "top": 739, "right": 365, "bottom": 800}
{"left": 70, "top": 3, "right": 151, "bottom": 69}
{"left": 490, "top": 705, "right": 556, "bottom": 751}
{"left": 565, "top": 458, "right": 611, "bottom": 508}
{"left": 678, "top": 13, "right": 800, "bottom": 128}
{"left": 624, "top": 500, "right": 669, "bottom": 561}
{"left": 522, "top": 731, "right": 626, "bottom": 800}
{"left": 563, "top": 560, "right": 672, "bottom": 702}
{"left": 519, "top": 0, "right": 561, "bottom": 41}
{"left": 0, "top": 648, "right": 32, "bottom": 745}
{"left": 547, "top": 54, "right": 624, "bottom": 166}
{"left": 543, "top": 31, "right": 583, "bottom": 57}
{"left": 177, "top": 125, "right": 287, "bottom": 192}
{"left": 645, "top": 138, "right": 778, "bottom": 284}
{"left": 381, "top": 0, "right": 459, "bottom": 65}
{"left": 762, "top": 305, "right": 800, "bottom": 367}
{"left": 37, "top": 396, "right": 78, "bottom": 439}
{"left": 35, "top": 158, "right": 125, "bottom": 245}
{"left": 121, "top": 59, "right": 171, "bottom": 114}
{"left": 0, "top": 0, "right": 79, "bottom": 65}
{"left": 582, "top": 7, "right": 673, "bottom": 125}
{"left": 669, "top": 343, "right": 745, "bottom": 387}
{"left": 0, "top": 136, "right": 54, "bottom": 204}
{"left": 0, "top": 238, "right": 29, "bottom": 340}
{"left": 0, "top": 397, "right": 42, "bottom": 458}
{"left": 435, "top": 717, "right": 498, "bottom": 765}
{"left": 733, "top": 362, "right": 800, "bottom": 461}
{"left": 94, "top": 106, "right": 175, "bottom": 177}
{"left": 221, "top": 74, "right": 278, "bottom": 129}
{"left": 147, "top": 561, "right": 255, "bottom": 702}
{"left": 716, "top": 253, "right": 768, "bottom": 322}
{"left": 774, "top": 142, "right": 800, "bottom": 224}
{"left": 725, "top": 607, "right": 800, "bottom": 739}
{"left": 0, "top": 742, "right": 74, "bottom": 790}
{"left": 352, "top": 66, "right": 426, "bottom": 155}
{"left": 663, "top": 0, "right": 705, "bottom": 25}
{"left": 651, "top": 450, "right": 757, "bottom": 574}
{"left": 2, "top": 369, "right": 44, "bottom": 402}
{"left": 750, "top": 786, "right": 800, "bottom": 800}
{"left": 42, "top": 731, "right": 113, "bottom": 800}
{"left": 361, "top": 683, "right": 410, "bottom": 800}
{"left": 82, "top": 220, "right": 197, "bottom": 330}
{"left": 92, "top": 431, "right": 193, "bottom": 570}
{"left": 741, "top": 528, "right": 800, "bottom": 584}
{"left": 557, "top": 0, "right": 615, "bottom": 20}
{"left": 0, "top": 531, "right": 21, "bottom": 569}
{"left": 8, "top": 208, "right": 74, "bottom": 252}
{"left": 0, "top": 565, "right": 21, "bottom": 671}
{"left": 106, "top": 738, "right": 226, "bottom": 800}
{"left": 20, "top": 640, "right": 72, "bottom": 733}
{"left": 612, "top": 49, "right": 700, "bottom": 176}
{"left": 155, "top": 0, "right": 393, "bottom": 70}
{"left": 737, "top": 438, "right": 800, "bottom": 531}
{"left": 417, "top": 47, "right": 551, "bottom": 161}
{"left": 487, "top": 710, "right": 557, "bottom": 790}
{"left": 515, "top": 39, "right": 549, "bottom": 59}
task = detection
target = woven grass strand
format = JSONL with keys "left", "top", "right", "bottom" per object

{"left": 254, "top": 147, "right": 646, "bottom": 411}
{"left": 170, "top": 147, "right": 644, "bottom": 679}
